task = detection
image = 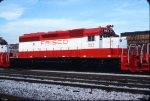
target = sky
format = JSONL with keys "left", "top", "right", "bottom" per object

{"left": 0, "top": 0, "right": 149, "bottom": 44}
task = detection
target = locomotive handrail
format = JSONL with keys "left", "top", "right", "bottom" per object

{"left": 0, "top": 53, "right": 2, "bottom": 63}
{"left": 140, "top": 44, "right": 146, "bottom": 64}
{"left": 6, "top": 52, "right": 9, "bottom": 62}
{"left": 121, "top": 48, "right": 124, "bottom": 62}
{"left": 146, "top": 43, "right": 150, "bottom": 63}
{"left": 127, "top": 44, "right": 138, "bottom": 64}
{"left": 1, "top": 52, "right": 4, "bottom": 63}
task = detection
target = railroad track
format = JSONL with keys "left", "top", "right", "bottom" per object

{"left": 0, "top": 69, "right": 150, "bottom": 95}
{"left": 0, "top": 93, "right": 31, "bottom": 101}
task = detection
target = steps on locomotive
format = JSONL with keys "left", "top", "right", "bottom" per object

{"left": 121, "top": 43, "right": 150, "bottom": 72}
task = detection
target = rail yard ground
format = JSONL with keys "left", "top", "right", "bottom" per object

{"left": 0, "top": 69, "right": 150, "bottom": 100}
{"left": 0, "top": 79, "right": 149, "bottom": 100}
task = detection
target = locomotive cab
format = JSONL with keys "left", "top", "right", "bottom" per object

{"left": 99, "top": 25, "right": 127, "bottom": 49}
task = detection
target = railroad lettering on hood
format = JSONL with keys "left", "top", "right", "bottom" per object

{"left": 41, "top": 39, "right": 68, "bottom": 45}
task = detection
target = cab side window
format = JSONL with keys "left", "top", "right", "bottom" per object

{"left": 88, "top": 36, "right": 95, "bottom": 41}
{"left": 100, "top": 35, "right": 103, "bottom": 40}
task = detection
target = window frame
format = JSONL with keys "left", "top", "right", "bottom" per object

{"left": 88, "top": 35, "right": 95, "bottom": 42}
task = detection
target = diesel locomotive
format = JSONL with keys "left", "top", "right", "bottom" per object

{"left": 0, "top": 25, "right": 150, "bottom": 73}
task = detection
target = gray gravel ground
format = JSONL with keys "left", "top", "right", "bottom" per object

{"left": 0, "top": 79, "right": 149, "bottom": 100}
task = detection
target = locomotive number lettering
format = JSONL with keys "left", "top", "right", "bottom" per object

{"left": 88, "top": 43, "right": 94, "bottom": 47}
{"left": 41, "top": 39, "right": 68, "bottom": 45}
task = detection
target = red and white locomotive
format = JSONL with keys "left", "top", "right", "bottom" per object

{"left": 0, "top": 37, "right": 9, "bottom": 67}
{"left": 9, "top": 25, "right": 126, "bottom": 71}
{"left": 1, "top": 25, "right": 150, "bottom": 73}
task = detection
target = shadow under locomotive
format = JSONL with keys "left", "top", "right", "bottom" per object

{"left": 10, "top": 58, "right": 120, "bottom": 72}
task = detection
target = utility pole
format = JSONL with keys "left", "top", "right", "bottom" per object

{"left": 147, "top": 0, "right": 150, "bottom": 4}
{"left": 0, "top": 0, "right": 3, "bottom": 3}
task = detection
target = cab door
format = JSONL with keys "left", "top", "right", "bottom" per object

{"left": 99, "top": 35, "right": 103, "bottom": 48}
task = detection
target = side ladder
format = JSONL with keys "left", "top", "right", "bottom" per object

{"left": 121, "top": 44, "right": 141, "bottom": 72}
{"left": 121, "top": 43, "right": 150, "bottom": 72}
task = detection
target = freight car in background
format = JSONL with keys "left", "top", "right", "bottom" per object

{"left": 9, "top": 44, "right": 19, "bottom": 58}
{"left": 121, "top": 31, "right": 150, "bottom": 45}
